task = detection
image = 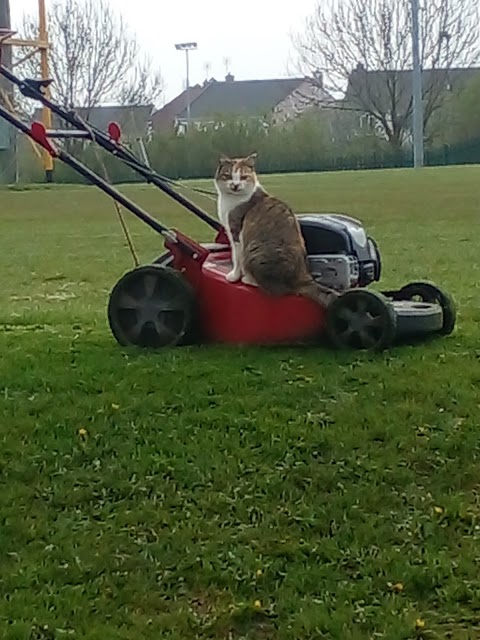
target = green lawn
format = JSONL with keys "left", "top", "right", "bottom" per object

{"left": 0, "top": 166, "right": 479, "bottom": 640}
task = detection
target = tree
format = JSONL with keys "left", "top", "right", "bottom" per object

{"left": 292, "top": 0, "right": 480, "bottom": 148}
{"left": 432, "top": 75, "right": 480, "bottom": 143}
{"left": 117, "top": 59, "right": 164, "bottom": 108}
{"left": 453, "top": 78, "right": 480, "bottom": 139}
{"left": 16, "top": 0, "right": 163, "bottom": 111}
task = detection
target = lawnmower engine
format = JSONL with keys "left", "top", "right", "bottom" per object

{"left": 298, "top": 213, "right": 382, "bottom": 292}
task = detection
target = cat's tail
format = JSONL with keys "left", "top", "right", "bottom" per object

{"left": 297, "top": 279, "right": 339, "bottom": 307}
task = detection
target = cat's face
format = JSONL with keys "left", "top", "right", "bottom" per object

{"left": 214, "top": 153, "right": 258, "bottom": 198}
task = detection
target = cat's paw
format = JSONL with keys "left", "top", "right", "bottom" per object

{"left": 226, "top": 270, "right": 241, "bottom": 283}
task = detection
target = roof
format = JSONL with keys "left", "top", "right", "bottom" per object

{"left": 176, "top": 77, "right": 306, "bottom": 120}
{"left": 344, "top": 65, "right": 480, "bottom": 114}
{"left": 32, "top": 104, "right": 154, "bottom": 138}
{"left": 151, "top": 84, "right": 209, "bottom": 131}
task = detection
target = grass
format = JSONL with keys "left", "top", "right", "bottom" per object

{"left": 0, "top": 165, "right": 479, "bottom": 640}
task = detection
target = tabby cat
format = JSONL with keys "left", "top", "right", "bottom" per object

{"left": 214, "top": 152, "right": 338, "bottom": 306}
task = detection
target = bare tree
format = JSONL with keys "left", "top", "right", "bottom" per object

{"left": 15, "top": 0, "right": 163, "bottom": 111}
{"left": 292, "top": 0, "right": 480, "bottom": 148}
{"left": 117, "top": 58, "right": 164, "bottom": 108}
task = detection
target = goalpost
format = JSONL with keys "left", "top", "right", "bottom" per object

{"left": 0, "top": 0, "right": 53, "bottom": 181}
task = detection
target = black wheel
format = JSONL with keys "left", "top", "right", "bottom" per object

{"left": 393, "top": 281, "right": 456, "bottom": 335}
{"left": 107, "top": 264, "right": 197, "bottom": 348}
{"left": 326, "top": 289, "right": 397, "bottom": 350}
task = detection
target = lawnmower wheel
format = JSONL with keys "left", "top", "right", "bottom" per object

{"left": 393, "top": 281, "right": 456, "bottom": 335}
{"left": 107, "top": 264, "right": 197, "bottom": 348}
{"left": 326, "top": 289, "right": 397, "bottom": 351}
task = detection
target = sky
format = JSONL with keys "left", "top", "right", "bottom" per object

{"left": 10, "top": 0, "right": 317, "bottom": 104}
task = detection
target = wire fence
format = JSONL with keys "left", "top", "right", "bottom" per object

{"left": 1, "top": 135, "right": 480, "bottom": 186}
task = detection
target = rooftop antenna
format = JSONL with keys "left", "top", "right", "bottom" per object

{"left": 204, "top": 61, "right": 211, "bottom": 80}
{"left": 223, "top": 57, "right": 231, "bottom": 75}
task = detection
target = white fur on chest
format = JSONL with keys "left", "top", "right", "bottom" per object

{"left": 213, "top": 178, "right": 260, "bottom": 284}
{"left": 215, "top": 179, "right": 259, "bottom": 227}
{"left": 216, "top": 193, "right": 246, "bottom": 226}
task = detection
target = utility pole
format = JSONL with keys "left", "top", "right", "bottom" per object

{"left": 175, "top": 42, "right": 197, "bottom": 131}
{"left": 0, "top": 0, "right": 11, "bottom": 68}
{"left": 411, "top": 0, "right": 424, "bottom": 168}
{"left": 0, "top": 0, "right": 16, "bottom": 183}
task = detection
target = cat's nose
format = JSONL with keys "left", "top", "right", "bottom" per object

{"left": 231, "top": 183, "right": 239, "bottom": 191}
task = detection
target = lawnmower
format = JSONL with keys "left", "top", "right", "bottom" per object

{"left": 0, "top": 62, "right": 457, "bottom": 351}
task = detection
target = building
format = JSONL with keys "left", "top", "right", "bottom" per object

{"left": 152, "top": 73, "right": 334, "bottom": 134}
{"left": 343, "top": 63, "right": 480, "bottom": 142}
{"left": 151, "top": 83, "right": 209, "bottom": 132}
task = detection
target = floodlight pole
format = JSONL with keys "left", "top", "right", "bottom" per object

{"left": 175, "top": 42, "right": 197, "bottom": 131}
{"left": 411, "top": 0, "right": 424, "bottom": 168}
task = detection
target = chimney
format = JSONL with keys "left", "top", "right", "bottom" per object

{"left": 313, "top": 69, "right": 323, "bottom": 88}
{"left": 225, "top": 72, "right": 234, "bottom": 83}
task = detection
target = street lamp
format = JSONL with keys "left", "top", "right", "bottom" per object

{"left": 175, "top": 42, "right": 198, "bottom": 131}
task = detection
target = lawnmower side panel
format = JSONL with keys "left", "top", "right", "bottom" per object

{"left": 193, "top": 251, "right": 327, "bottom": 345}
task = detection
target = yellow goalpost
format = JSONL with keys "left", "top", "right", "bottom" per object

{"left": 1, "top": 0, "right": 53, "bottom": 180}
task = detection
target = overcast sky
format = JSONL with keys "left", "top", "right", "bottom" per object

{"left": 11, "top": 0, "right": 316, "bottom": 103}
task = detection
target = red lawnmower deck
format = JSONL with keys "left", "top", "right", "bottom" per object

{"left": 109, "top": 241, "right": 328, "bottom": 347}
{"left": 0, "top": 62, "right": 457, "bottom": 351}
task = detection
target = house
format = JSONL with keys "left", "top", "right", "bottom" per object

{"left": 152, "top": 73, "right": 334, "bottom": 134}
{"left": 342, "top": 63, "right": 480, "bottom": 142}
{"left": 32, "top": 104, "right": 154, "bottom": 141}
{"left": 151, "top": 83, "right": 209, "bottom": 132}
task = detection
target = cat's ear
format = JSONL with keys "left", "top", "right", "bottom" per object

{"left": 219, "top": 154, "right": 231, "bottom": 165}
{"left": 245, "top": 152, "right": 258, "bottom": 168}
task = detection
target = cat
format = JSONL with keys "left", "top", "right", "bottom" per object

{"left": 213, "top": 152, "right": 339, "bottom": 306}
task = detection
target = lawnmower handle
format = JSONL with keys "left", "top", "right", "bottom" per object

{"left": 0, "top": 64, "right": 222, "bottom": 233}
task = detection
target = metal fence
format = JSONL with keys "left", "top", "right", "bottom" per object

{"left": 1, "top": 136, "right": 479, "bottom": 185}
